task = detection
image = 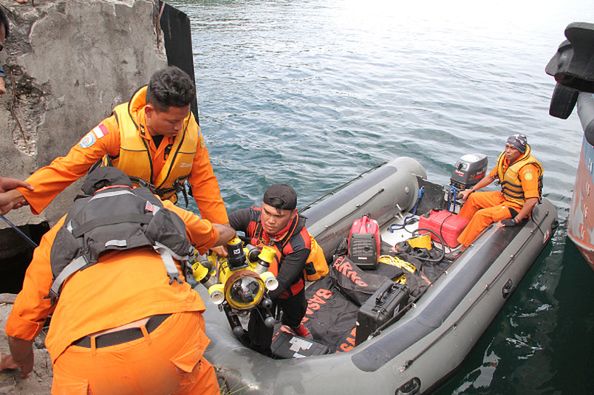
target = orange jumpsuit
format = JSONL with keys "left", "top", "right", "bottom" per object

{"left": 457, "top": 162, "right": 541, "bottom": 247}
{"left": 17, "top": 86, "right": 228, "bottom": 224}
{"left": 5, "top": 201, "right": 220, "bottom": 395}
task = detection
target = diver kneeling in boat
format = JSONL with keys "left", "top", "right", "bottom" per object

{"left": 3, "top": 167, "right": 235, "bottom": 394}
{"left": 229, "top": 184, "right": 314, "bottom": 356}
{"left": 456, "top": 134, "right": 543, "bottom": 249}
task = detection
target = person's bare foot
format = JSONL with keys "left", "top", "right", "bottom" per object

{"left": 0, "top": 352, "right": 19, "bottom": 370}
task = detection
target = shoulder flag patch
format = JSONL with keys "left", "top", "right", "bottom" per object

{"left": 92, "top": 123, "right": 109, "bottom": 139}
{"left": 80, "top": 123, "right": 109, "bottom": 148}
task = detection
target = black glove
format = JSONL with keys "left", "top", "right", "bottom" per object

{"left": 501, "top": 218, "right": 517, "bottom": 227}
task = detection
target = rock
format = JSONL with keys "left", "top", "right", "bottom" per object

{"left": 0, "top": 0, "right": 167, "bottom": 228}
{"left": 0, "top": 301, "right": 52, "bottom": 394}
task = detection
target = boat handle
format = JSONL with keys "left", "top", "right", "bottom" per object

{"left": 502, "top": 279, "right": 513, "bottom": 298}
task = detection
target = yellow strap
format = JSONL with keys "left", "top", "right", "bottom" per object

{"left": 378, "top": 255, "right": 416, "bottom": 273}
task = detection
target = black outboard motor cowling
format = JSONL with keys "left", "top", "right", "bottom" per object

{"left": 450, "top": 154, "right": 488, "bottom": 190}
{"left": 445, "top": 154, "right": 488, "bottom": 213}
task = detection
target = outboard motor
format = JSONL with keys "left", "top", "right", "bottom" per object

{"left": 446, "top": 154, "right": 488, "bottom": 212}
{"left": 418, "top": 154, "right": 486, "bottom": 249}
{"left": 450, "top": 154, "right": 488, "bottom": 190}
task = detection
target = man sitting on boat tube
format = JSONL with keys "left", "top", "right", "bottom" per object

{"left": 229, "top": 184, "right": 313, "bottom": 356}
{"left": 456, "top": 134, "right": 543, "bottom": 249}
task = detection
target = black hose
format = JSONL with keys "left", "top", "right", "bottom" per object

{"left": 387, "top": 214, "right": 418, "bottom": 233}
{"left": 410, "top": 227, "right": 446, "bottom": 263}
{"left": 0, "top": 214, "right": 38, "bottom": 248}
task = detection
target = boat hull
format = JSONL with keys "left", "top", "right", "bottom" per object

{"left": 569, "top": 93, "right": 594, "bottom": 269}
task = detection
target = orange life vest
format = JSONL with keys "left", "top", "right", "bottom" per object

{"left": 495, "top": 144, "right": 543, "bottom": 208}
{"left": 246, "top": 208, "right": 328, "bottom": 296}
{"left": 105, "top": 86, "right": 199, "bottom": 201}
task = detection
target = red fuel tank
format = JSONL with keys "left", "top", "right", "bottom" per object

{"left": 418, "top": 210, "right": 469, "bottom": 248}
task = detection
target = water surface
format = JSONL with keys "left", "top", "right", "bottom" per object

{"left": 168, "top": 1, "right": 594, "bottom": 392}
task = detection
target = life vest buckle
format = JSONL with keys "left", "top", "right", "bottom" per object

{"left": 168, "top": 272, "right": 183, "bottom": 285}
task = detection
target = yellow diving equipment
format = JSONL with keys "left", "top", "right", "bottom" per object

{"left": 191, "top": 237, "right": 279, "bottom": 311}
{"left": 406, "top": 234, "right": 432, "bottom": 250}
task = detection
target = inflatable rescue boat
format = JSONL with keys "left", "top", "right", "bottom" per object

{"left": 199, "top": 156, "right": 557, "bottom": 394}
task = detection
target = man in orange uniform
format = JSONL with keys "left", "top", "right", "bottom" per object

{"left": 3, "top": 168, "right": 235, "bottom": 394}
{"left": 3, "top": 66, "right": 228, "bottom": 225}
{"left": 456, "top": 134, "right": 543, "bottom": 248}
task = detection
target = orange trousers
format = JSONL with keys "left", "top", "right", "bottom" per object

{"left": 52, "top": 311, "right": 219, "bottom": 395}
{"left": 457, "top": 191, "right": 514, "bottom": 248}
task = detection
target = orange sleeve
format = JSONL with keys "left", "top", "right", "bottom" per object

{"left": 488, "top": 165, "right": 499, "bottom": 179}
{"left": 187, "top": 124, "right": 229, "bottom": 224}
{"left": 17, "top": 116, "right": 121, "bottom": 214}
{"left": 162, "top": 200, "right": 219, "bottom": 254}
{"left": 518, "top": 164, "right": 541, "bottom": 199}
{"left": 5, "top": 218, "right": 64, "bottom": 341}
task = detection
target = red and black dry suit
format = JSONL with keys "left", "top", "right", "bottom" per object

{"left": 229, "top": 206, "right": 310, "bottom": 356}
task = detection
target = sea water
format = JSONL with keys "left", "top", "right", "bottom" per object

{"left": 169, "top": 0, "right": 594, "bottom": 392}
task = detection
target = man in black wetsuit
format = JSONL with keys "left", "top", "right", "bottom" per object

{"left": 229, "top": 184, "right": 312, "bottom": 356}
